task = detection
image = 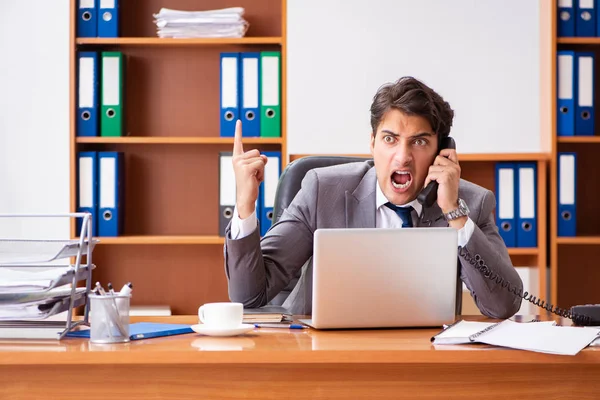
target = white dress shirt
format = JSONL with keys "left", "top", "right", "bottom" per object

{"left": 231, "top": 181, "right": 475, "bottom": 246}
{"left": 373, "top": 183, "right": 474, "bottom": 246}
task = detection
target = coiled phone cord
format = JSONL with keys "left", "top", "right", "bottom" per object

{"left": 457, "top": 246, "right": 591, "bottom": 326}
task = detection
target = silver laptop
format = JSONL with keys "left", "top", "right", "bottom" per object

{"left": 299, "top": 228, "right": 458, "bottom": 329}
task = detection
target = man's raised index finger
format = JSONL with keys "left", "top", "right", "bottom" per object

{"left": 233, "top": 119, "right": 244, "bottom": 155}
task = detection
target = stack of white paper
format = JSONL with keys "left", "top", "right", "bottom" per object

{"left": 0, "top": 265, "right": 91, "bottom": 321}
{"left": 432, "top": 319, "right": 600, "bottom": 356}
{"left": 0, "top": 239, "right": 96, "bottom": 265}
{"left": 0, "top": 267, "right": 75, "bottom": 292}
{"left": 153, "top": 7, "right": 249, "bottom": 38}
{"left": 0, "top": 264, "right": 93, "bottom": 294}
{"left": 0, "top": 288, "right": 87, "bottom": 320}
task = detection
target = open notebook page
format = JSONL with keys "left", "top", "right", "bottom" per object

{"left": 475, "top": 319, "right": 600, "bottom": 356}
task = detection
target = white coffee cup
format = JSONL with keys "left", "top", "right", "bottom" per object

{"left": 198, "top": 302, "right": 243, "bottom": 329}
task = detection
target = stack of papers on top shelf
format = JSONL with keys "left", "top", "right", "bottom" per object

{"left": 153, "top": 7, "right": 249, "bottom": 38}
{"left": 432, "top": 319, "right": 600, "bottom": 356}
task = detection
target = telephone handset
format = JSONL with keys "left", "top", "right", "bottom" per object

{"left": 458, "top": 246, "right": 600, "bottom": 326}
{"left": 417, "top": 136, "right": 457, "bottom": 208}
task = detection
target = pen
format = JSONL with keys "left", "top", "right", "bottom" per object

{"left": 119, "top": 282, "right": 133, "bottom": 296}
{"left": 95, "top": 282, "right": 106, "bottom": 296}
{"left": 94, "top": 282, "right": 115, "bottom": 339}
{"left": 254, "top": 324, "right": 307, "bottom": 329}
{"left": 107, "top": 283, "right": 127, "bottom": 337}
{"left": 114, "top": 282, "right": 132, "bottom": 335}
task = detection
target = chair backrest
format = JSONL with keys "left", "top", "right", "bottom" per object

{"left": 272, "top": 155, "right": 371, "bottom": 224}
{"left": 268, "top": 155, "right": 371, "bottom": 306}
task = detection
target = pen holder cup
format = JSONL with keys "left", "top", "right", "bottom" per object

{"left": 89, "top": 293, "right": 131, "bottom": 344}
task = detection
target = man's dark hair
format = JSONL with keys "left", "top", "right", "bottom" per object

{"left": 370, "top": 76, "right": 454, "bottom": 141}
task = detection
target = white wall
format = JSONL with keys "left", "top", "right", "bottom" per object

{"left": 0, "top": 0, "right": 70, "bottom": 239}
{"left": 287, "top": 0, "right": 542, "bottom": 155}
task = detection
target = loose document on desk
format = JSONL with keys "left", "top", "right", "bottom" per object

{"left": 432, "top": 319, "right": 600, "bottom": 356}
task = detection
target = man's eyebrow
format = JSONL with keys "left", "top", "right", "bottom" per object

{"left": 380, "top": 130, "right": 435, "bottom": 138}
{"left": 409, "top": 132, "right": 436, "bottom": 138}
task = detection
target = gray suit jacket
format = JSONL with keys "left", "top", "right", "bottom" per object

{"left": 224, "top": 161, "right": 523, "bottom": 318}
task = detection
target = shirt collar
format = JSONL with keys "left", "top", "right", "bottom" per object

{"left": 375, "top": 180, "right": 423, "bottom": 217}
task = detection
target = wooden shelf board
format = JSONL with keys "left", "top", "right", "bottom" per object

{"left": 91, "top": 237, "right": 541, "bottom": 251}
{"left": 75, "top": 37, "right": 282, "bottom": 45}
{"left": 289, "top": 153, "right": 551, "bottom": 162}
{"left": 507, "top": 248, "right": 539, "bottom": 256}
{"left": 76, "top": 137, "right": 283, "bottom": 144}
{"left": 459, "top": 153, "right": 551, "bottom": 161}
{"left": 557, "top": 237, "right": 600, "bottom": 245}
{"left": 558, "top": 136, "right": 600, "bottom": 143}
{"left": 557, "top": 37, "right": 600, "bottom": 44}
{"left": 93, "top": 235, "right": 226, "bottom": 245}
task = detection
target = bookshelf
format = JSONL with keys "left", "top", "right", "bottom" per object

{"left": 75, "top": 37, "right": 283, "bottom": 45}
{"left": 550, "top": 0, "right": 600, "bottom": 309}
{"left": 290, "top": 153, "right": 551, "bottom": 162}
{"left": 557, "top": 136, "right": 600, "bottom": 143}
{"left": 558, "top": 37, "right": 600, "bottom": 44}
{"left": 97, "top": 236, "right": 226, "bottom": 245}
{"left": 76, "top": 137, "right": 284, "bottom": 144}
{"left": 69, "top": 0, "right": 287, "bottom": 314}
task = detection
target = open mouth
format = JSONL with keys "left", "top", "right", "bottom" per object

{"left": 391, "top": 170, "right": 412, "bottom": 190}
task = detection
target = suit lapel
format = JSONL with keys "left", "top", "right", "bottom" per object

{"left": 345, "top": 167, "right": 377, "bottom": 228}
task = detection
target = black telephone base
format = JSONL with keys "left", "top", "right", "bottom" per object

{"left": 570, "top": 305, "right": 600, "bottom": 326}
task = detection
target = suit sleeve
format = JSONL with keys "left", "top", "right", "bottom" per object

{"left": 223, "top": 170, "right": 318, "bottom": 308}
{"left": 459, "top": 189, "right": 523, "bottom": 319}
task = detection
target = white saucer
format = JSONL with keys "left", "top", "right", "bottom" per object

{"left": 191, "top": 323, "right": 254, "bottom": 337}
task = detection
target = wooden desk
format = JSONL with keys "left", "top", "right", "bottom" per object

{"left": 1, "top": 315, "right": 599, "bottom": 399}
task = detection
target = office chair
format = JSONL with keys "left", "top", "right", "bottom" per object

{"left": 268, "top": 155, "right": 371, "bottom": 306}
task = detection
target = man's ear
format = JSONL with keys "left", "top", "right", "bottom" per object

{"left": 369, "top": 132, "right": 376, "bottom": 155}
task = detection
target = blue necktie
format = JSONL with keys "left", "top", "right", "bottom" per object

{"left": 384, "top": 203, "right": 414, "bottom": 228}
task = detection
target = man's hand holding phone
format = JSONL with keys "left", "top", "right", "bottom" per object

{"left": 423, "top": 147, "right": 466, "bottom": 228}
{"left": 232, "top": 120, "right": 268, "bottom": 219}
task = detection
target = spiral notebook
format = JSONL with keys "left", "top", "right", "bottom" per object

{"left": 431, "top": 319, "right": 600, "bottom": 356}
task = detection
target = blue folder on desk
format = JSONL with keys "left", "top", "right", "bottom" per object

{"left": 67, "top": 322, "right": 193, "bottom": 340}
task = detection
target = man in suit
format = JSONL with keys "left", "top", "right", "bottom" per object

{"left": 224, "top": 76, "right": 523, "bottom": 318}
